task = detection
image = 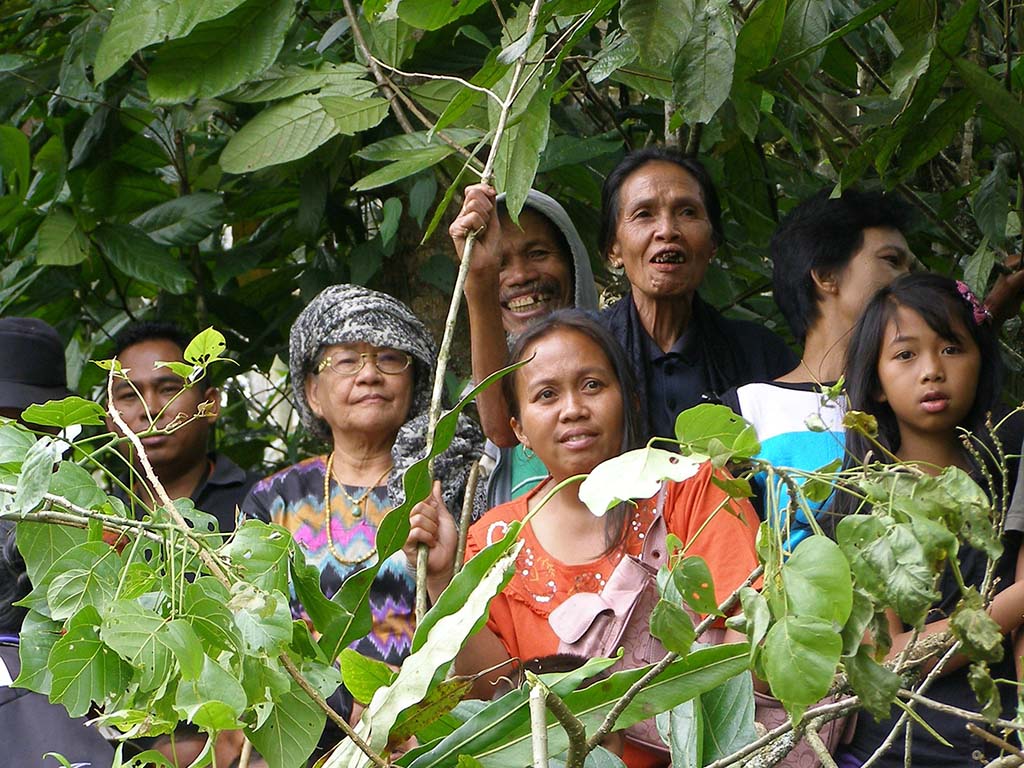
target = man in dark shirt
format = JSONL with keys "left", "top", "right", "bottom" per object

{"left": 105, "top": 321, "right": 257, "bottom": 535}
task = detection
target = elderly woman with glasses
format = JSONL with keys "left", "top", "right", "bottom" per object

{"left": 241, "top": 284, "right": 482, "bottom": 723}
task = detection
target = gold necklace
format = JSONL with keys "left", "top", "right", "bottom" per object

{"left": 322, "top": 452, "right": 390, "bottom": 566}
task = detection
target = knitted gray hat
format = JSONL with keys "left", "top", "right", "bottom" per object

{"left": 289, "top": 284, "right": 482, "bottom": 509}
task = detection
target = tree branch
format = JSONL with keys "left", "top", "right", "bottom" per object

{"left": 416, "top": 0, "right": 548, "bottom": 624}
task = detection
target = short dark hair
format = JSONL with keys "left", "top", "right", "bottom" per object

{"left": 0, "top": 521, "right": 31, "bottom": 634}
{"left": 771, "top": 189, "right": 914, "bottom": 345}
{"left": 502, "top": 309, "right": 641, "bottom": 551}
{"left": 112, "top": 321, "right": 207, "bottom": 386}
{"left": 598, "top": 147, "right": 724, "bottom": 258}
{"left": 841, "top": 272, "right": 1000, "bottom": 484}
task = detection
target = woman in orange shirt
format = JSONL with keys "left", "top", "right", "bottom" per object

{"left": 406, "top": 310, "right": 760, "bottom": 767}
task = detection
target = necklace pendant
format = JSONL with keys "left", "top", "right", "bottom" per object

{"left": 351, "top": 503, "right": 363, "bottom": 519}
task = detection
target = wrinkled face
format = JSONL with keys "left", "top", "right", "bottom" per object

{"left": 510, "top": 328, "right": 624, "bottom": 481}
{"left": 305, "top": 341, "right": 414, "bottom": 446}
{"left": 498, "top": 209, "right": 574, "bottom": 335}
{"left": 108, "top": 339, "right": 216, "bottom": 475}
{"left": 876, "top": 305, "right": 980, "bottom": 446}
{"left": 834, "top": 226, "right": 912, "bottom": 327}
{"left": 608, "top": 161, "right": 717, "bottom": 308}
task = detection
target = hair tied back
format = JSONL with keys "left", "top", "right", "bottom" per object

{"left": 955, "top": 280, "right": 992, "bottom": 325}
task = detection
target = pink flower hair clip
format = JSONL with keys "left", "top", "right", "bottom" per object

{"left": 955, "top": 280, "right": 993, "bottom": 325}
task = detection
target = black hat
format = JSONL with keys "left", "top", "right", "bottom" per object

{"left": 0, "top": 317, "right": 74, "bottom": 411}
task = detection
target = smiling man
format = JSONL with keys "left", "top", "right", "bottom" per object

{"left": 451, "top": 186, "right": 598, "bottom": 503}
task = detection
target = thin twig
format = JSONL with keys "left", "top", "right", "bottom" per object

{"left": 804, "top": 720, "right": 839, "bottom": 768}
{"left": 341, "top": 0, "right": 415, "bottom": 133}
{"left": 966, "top": 723, "right": 1024, "bottom": 759}
{"left": 416, "top": 0, "right": 548, "bottom": 625}
{"left": 367, "top": 55, "right": 502, "bottom": 104}
{"left": 900, "top": 690, "right": 1024, "bottom": 732}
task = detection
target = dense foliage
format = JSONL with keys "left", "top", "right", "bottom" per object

{"left": 3, "top": 1, "right": 1024, "bottom": 767}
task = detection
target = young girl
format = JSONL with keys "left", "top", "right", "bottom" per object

{"left": 406, "top": 310, "right": 761, "bottom": 768}
{"left": 835, "top": 273, "right": 1023, "bottom": 767}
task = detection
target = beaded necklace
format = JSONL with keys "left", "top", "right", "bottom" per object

{"left": 323, "top": 452, "right": 391, "bottom": 566}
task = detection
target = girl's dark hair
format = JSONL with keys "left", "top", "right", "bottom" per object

{"left": 502, "top": 310, "right": 642, "bottom": 550}
{"left": 836, "top": 273, "right": 1001, "bottom": 514}
{"left": 598, "top": 147, "right": 724, "bottom": 258}
{"left": 0, "top": 521, "right": 31, "bottom": 634}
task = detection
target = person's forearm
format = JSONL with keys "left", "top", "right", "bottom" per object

{"left": 465, "top": 274, "right": 518, "bottom": 447}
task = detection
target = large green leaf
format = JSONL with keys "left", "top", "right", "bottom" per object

{"left": 403, "top": 644, "right": 750, "bottom": 768}
{"left": 357, "top": 130, "right": 484, "bottom": 163}
{"left": 773, "top": 0, "right": 828, "bottom": 81}
{"left": 954, "top": 56, "right": 1024, "bottom": 154}
{"left": 0, "top": 422, "right": 36, "bottom": 467}
{"left": 179, "top": 577, "right": 241, "bottom": 653}
{"left": 36, "top": 207, "right": 89, "bottom": 266}
{"left": 45, "top": 542, "right": 121, "bottom": 621}
{"left": 971, "top": 155, "right": 1011, "bottom": 246}
{"left": 147, "top": 0, "right": 295, "bottom": 104}
{"left": 619, "top": 0, "right": 695, "bottom": 68}
{"left": 13, "top": 436, "right": 59, "bottom": 516}
{"left": 220, "top": 519, "right": 291, "bottom": 595}
{"left": 844, "top": 646, "right": 900, "bottom": 721}
{"left": 320, "top": 94, "right": 390, "bottom": 135}
{"left": 175, "top": 654, "right": 247, "bottom": 731}
{"left": 224, "top": 62, "right": 368, "bottom": 103}
{"left": 672, "top": 0, "right": 736, "bottom": 125}
{"left": 220, "top": 93, "right": 346, "bottom": 174}
{"left": 492, "top": 82, "right": 552, "bottom": 221}
{"left": 0, "top": 125, "right": 30, "bottom": 198}
{"left": 48, "top": 610, "right": 134, "bottom": 717}
{"left": 674, "top": 404, "right": 760, "bottom": 464}
{"left": 12, "top": 610, "right": 62, "bottom": 694}
{"left": 101, "top": 601, "right": 200, "bottom": 692}
{"left": 92, "top": 223, "right": 194, "bottom": 294}
{"left": 228, "top": 583, "right": 292, "bottom": 654}
{"left": 246, "top": 680, "right": 325, "bottom": 768}
{"left": 762, "top": 616, "right": 842, "bottom": 722}
{"left": 83, "top": 162, "right": 176, "bottom": 217}
{"left": 131, "top": 193, "right": 226, "bottom": 246}
{"left": 94, "top": 0, "right": 250, "bottom": 83}
{"left": 15, "top": 519, "right": 87, "bottom": 585}
{"left": 23, "top": 396, "right": 106, "bottom": 429}
{"left": 48, "top": 461, "right": 109, "bottom": 510}
{"left": 339, "top": 648, "right": 397, "bottom": 705}
{"left": 780, "top": 536, "right": 852, "bottom": 625}
{"left": 696, "top": 672, "right": 757, "bottom": 763}
{"left": 352, "top": 148, "right": 453, "bottom": 192}
{"left": 397, "top": 0, "right": 489, "bottom": 31}
{"left": 579, "top": 447, "right": 702, "bottom": 515}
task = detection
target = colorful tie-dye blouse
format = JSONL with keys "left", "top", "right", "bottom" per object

{"left": 241, "top": 455, "right": 414, "bottom": 666}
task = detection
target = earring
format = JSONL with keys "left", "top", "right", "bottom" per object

{"left": 522, "top": 446, "right": 535, "bottom": 460}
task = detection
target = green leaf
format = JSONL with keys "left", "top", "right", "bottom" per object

{"left": 732, "top": 0, "right": 786, "bottom": 137}
{"left": 954, "top": 56, "right": 1024, "bottom": 154}
{"left": 674, "top": 404, "right": 760, "bottom": 462}
{"left": 844, "top": 646, "right": 900, "bottom": 721}
{"left": 0, "top": 422, "right": 36, "bottom": 467}
{"left": 656, "top": 699, "right": 699, "bottom": 768}
{"left": 94, "top": 0, "right": 250, "bottom": 83}
{"left": 886, "top": 524, "right": 940, "bottom": 627}
{"left": 220, "top": 520, "right": 291, "bottom": 595}
{"left": 951, "top": 588, "right": 1004, "bottom": 663}
{"left": 83, "top": 162, "right": 175, "bottom": 217}
{"left": 492, "top": 82, "right": 552, "bottom": 221}
{"left": 650, "top": 599, "right": 697, "bottom": 654}
{"left": 962, "top": 237, "right": 996, "bottom": 297}
{"left": 672, "top": 0, "right": 736, "bottom": 125}
{"left": 836, "top": 515, "right": 895, "bottom": 605}
{"left": 220, "top": 93, "right": 343, "bottom": 174}
{"left": 13, "top": 436, "right": 59, "bottom": 515}
{"left": 175, "top": 654, "right": 247, "bottom": 730}
{"left": 391, "top": 675, "right": 475, "bottom": 744}
{"left": 15, "top": 519, "right": 87, "bottom": 585}
{"left": 36, "top": 207, "right": 89, "bottom": 266}
{"left": 357, "top": 130, "right": 483, "bottom": 163}
{"left": 353, "top": 147, "right": 454, "bottom": 192}
{"left": 674, "top": 556, "right": 722, "bottom": 617}
{"left": 579, "top": 447, "right": 703, "bottom": 516}
{"left": 228, "top": 583, "right": 292, "bottom": 654}
{"left": 619, "top": 0, "right": 695, "bottom": 68}
{"left": 320, "top": 94, "right": 390, "bottom": 135}
{"left": 379, "top": 197, "right": 403, "bottom": 246}
{"left": 773, "top": 0, "right": 828, "bottom": 81}
{"left": 45, "top": 542, "right": 121, "bottom": 621}
{"left": 13, "top": 610, "right": 62, "bottom": 694}
{"left": 101, "top": 600, "right": 178, "bottom": 692}
{"left": 224, "top": 62, "right": 368, "bottom": 103}
{"left": 0, "top": 125, "right": 30, "bottom": 199}
{"left": 131, "top": 193, "right": 226, "bottom": 247}
{"left": 183, "top": 327, "right": 228, "bottom": 367}
{"left": 697, "top": 671, "right": 757, "bottom": 763}
{"left": 22, "top": 396, "right": 106, "bottom": 428}
{"left": 290, "top": 551, "right": 349, "bottom": 654}
{"left": 972, "top": 159, "right": 1010, "bottom": 245}
{"left": 49, "top": 461, "right": 108, "bottom": 510}
{"left": 340, "top": 648, "right": 397, "bottom": 705}
{"left": 246, "top": 680, "right": 325, "bottom": 768}
{"left": 781, "top": 537, "right": 852, "bottom": 625}
{"left": 968, "top": 662, "right": 1001, "bottom": 723}
{"left": 147, "top": 0, "right": 295, "bottom": 104}
{"left": 739, "top": 586, "right": 770, "bottom": 655}
{"left": 397, "top": 0, "right": 489, "bottom": 31}
{"left": 93, "top": 224, "right": 194, "bottom": 294}
{"left": 762, "top": 616, "right": 842, "bottom": 722}
{"left": 403, "top": 644, "right": 750, "bottom": 768}
{"left": 49, "top": 616, "right": 133, "bottom": 717}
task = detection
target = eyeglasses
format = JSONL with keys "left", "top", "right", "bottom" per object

{"left": 316, "top": 350, "right": 413, "bottom": 376}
